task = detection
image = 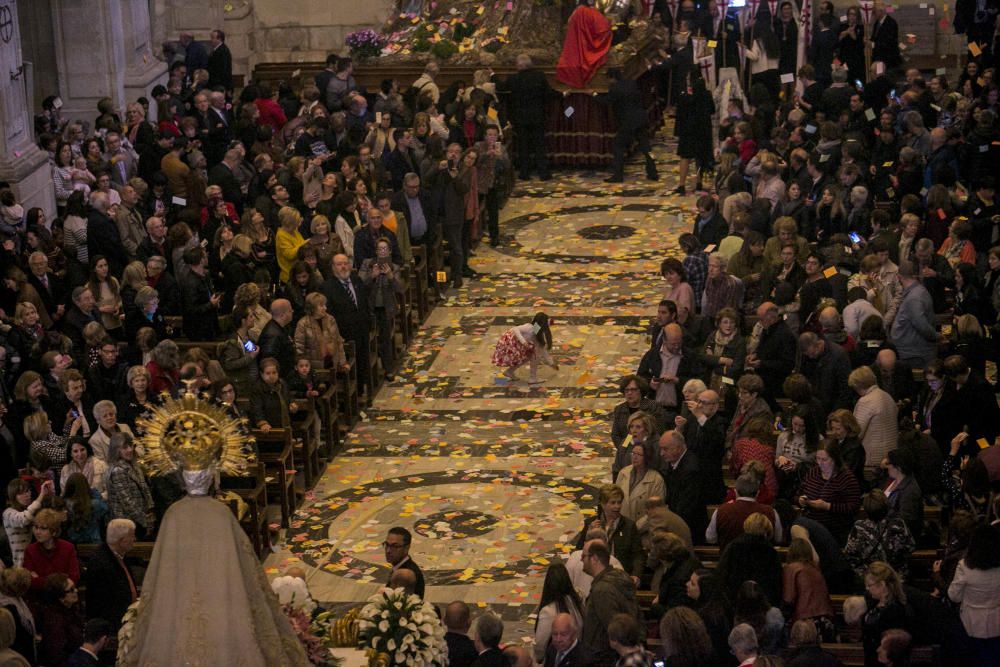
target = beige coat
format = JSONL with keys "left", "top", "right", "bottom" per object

{"left": 854, "top": 385, "right": 898, "bottom": 473}
{"left": 616, "top": 466, "right": 666, "bottom": 524}
{"left": 294, "top": 313, "right": 346, "bottom": 368}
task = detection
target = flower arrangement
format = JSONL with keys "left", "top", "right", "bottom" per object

{"left": 357, "top": 588, "right": 448, "bottom": 666}
{"left": 345, "top": 29, "right": 387, "bottom": 60}
{"left": 431, "top": 39, "right": 459, "bottom": 60}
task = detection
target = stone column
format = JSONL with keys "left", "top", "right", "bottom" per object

{"left": 120, "top": 0, "right": 168, "bottom": 105}
{"left": 0, "top": 0, "right": 56, "bottom": 217}
{"left": 50, "top": 0, "right": 126, "bottom": 121}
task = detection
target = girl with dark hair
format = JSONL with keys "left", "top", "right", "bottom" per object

{"left": 491, "top": 312, "right": 558, "bottom": 385}
{"left": 733, "top": 579, "right": 784, "bottom": 654}
{"left": 743, "top": 20, "right": 782, "bottom": 103}
{"left": 836, "top": 6, "right": 865, "bottom": 83}
{"left": 533, "top": 562, "right": 583, "bottom": 662}
{"left": 684, "top": 569, "right": 734, "bottom": 663}
{"left": 61, "top": 472, "right": 108, "bottom": 545}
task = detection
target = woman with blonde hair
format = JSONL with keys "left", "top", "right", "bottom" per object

{"left": 25, "top": 411, "right": 76, "bottom": 471}
{"left": 763, "top": 217, "right": 810, "bottom": 266}
{"left": 3, "top": 267, "right": 51, "bottom": 330}
{"left": 239, "top": 207, "right": 276, "bottom": 271}
{"left": 275, "top": 206, "right": 306, "bottom": 282}
{"left": 7, "top": 302, "right": 46, "bottom": 364}
{"left": 23, "top": 508, "right": 80, "bottom": 592}
{"left": 826, "top": 408, "right": 865, "bottom": 485}
{"left": 306, "top": 214, "right": 344, "bottom": 277}
{"left": 294, "top": 292, "right": 348, "bottom": 370}
{"left": 862, "top": 562, "right": 909, "bottom": 666}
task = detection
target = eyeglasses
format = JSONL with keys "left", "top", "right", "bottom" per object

{"left": 382, "top": 541, "right": 405, "bottom": 550}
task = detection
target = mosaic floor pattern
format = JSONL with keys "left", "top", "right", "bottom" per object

{"left": 264, "top": 136, "right": 694, "bottom": 642}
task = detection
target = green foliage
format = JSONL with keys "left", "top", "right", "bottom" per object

{"left": 431, "top": 39, "right": 458, "bottom": 60}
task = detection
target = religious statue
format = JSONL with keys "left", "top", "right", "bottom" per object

{"left": 557, "top": 0, "right": 614, "bottom": 88}
{"left": 116, "top": 387, "right": 308, "bottom": 666}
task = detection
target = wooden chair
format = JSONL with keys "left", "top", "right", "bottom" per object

{"left": 221, "top": 462, "right": 270, "bottom": 559}
{"left": 250, "top": 426, "right": 296, "bottom": 528}
{"left": 313, "top": 368, "right": 342, "bottom": 459}
{"left": 290, "top": 398, "right": 321, "bottom": 491}
{"left": 338, "top": 342, "right": 361, "bottom": 430}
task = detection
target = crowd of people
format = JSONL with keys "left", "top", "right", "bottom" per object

{"left": 1, "top": 1, "right": 1000, "bottom": 663}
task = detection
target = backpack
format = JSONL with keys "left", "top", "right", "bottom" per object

{"left": 402, "top": 80, "right": 432, "bottom": 116}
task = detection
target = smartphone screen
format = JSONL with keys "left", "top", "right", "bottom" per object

{"left": 849, "top": 231, "right": 862, "bottom": 243}
{"left": 243, "top": 340, "right": 257, "bottom": 353}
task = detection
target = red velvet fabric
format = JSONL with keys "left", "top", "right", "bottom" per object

{"left": 556, "top": 6, "right": 612, "bottom": 89}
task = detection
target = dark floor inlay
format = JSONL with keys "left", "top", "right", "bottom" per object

{"left": 576, "top": 224, "right": 637, "bottom": 240}
{"left": 414, "top": 510, "right": 499, "bottom": 539}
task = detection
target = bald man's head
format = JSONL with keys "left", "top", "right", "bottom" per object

{"left": 876, "top": 348, "right": 897, "bottom": 370}
{"left": 270, "top": 298, "right": 293, "bottom": 326}
{"left": 444, "top": 601, "right": 471, "bottom": 632}
{"left": 550, "top": 612, "right": 579, "bottom": 653}
{"left": 389, "top": 567, "right": 417, "bottom": 595}
{"left": 664, "top": 323, "right": 683, "bottom": 353}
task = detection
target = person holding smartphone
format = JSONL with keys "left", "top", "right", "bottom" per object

{"left": 218, "top": 305, "right": 260, "bottom": 397}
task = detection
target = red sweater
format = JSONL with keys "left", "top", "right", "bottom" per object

{"left": 23, "top": 539, "right": 80, "bottom": 592}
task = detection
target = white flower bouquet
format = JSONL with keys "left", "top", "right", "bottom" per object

{"left": 357, "top": 588, "right": 449, "bottom": 666}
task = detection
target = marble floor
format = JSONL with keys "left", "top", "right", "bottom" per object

{"left": 264, "top": 137, "right": 695, "bottom": 642}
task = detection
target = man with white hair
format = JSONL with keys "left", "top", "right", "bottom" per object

{"left": 409, "top": 61, "right": 441, "bottom": 108}
{"left": 471, "top": 613, "right": 505, "bottom": 667}
{"left": 83, "top": 519, "right": 138, "bottom": 632}
{"left": 728, "top": 623, "right": 759, "bottom": 666}
{"left": 496, "top": 54, "right": 555, "bottom": 181}
{"left": 542, "top": 612, "right": 591, "bottom": 667}
{"left": 86, "top": 191, "right": 129, "bottom": 278}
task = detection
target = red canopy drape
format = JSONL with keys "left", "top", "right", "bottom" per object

{"left": 556, "top": 6, "right": 612, "bottom": 89}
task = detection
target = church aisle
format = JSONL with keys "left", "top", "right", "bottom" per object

{"left": 265, "top": 142, "right": 693, "bottom": 638}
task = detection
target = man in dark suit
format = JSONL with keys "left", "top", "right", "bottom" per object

{"left": 206, "top": 28, "right": 233, "bottom": 91}
{"left": 746, "top": 301, "right": 797, "bottom": 407}
{"left": 83, "top": 520, "right": 138, "bottom": 632}
{"left": 603, "top": 67, "right": 656, "bottom": 184}
{"left": 323, "top": 253, "right": 374, "bottom": 392}
{"left": 658, "top": 429, "right": 707, "bottom": 543}
{"left": 869, "top": 1, "right": 901, "bottom": 71}
{"left": 62, "top": 286, "right": 100, "bottom": 358}
{"left": 872, "top": 348, "right": 917, "bottom": 407}
{"left": 544, "top": 612, "right": 593, "bottom": 667}
{"left": 385, "top": 129, "right": 419, "bottom": 191}
{"left": 66, "top": 618, "right": 113, "bottom": 667}
{"left": 679, "top": 389, "right": 728, "bottom": 505}
{"left": 258, "top": 299, "right": 296, "bottom": 378}
{"left": 179, "top": 246, "right": 220, "bottom": 341}
{"left": 692, "top": 195, "right": 728, "bottom": 248}
{"left": 495, "top": 53, "right": 556, "bottom": 180}
{"left": 191, "top": 91, "right": 228, "bottom": 167}
{"left": 383, "top": 526, "right": 425, "bottom": 598}
{"left": 27, "top": 251, "right": 66, "bottom": 327}
{"left": 86, "top": 191, "right": 129, "bottom": 279}
{"left": 208, "top": 148, "right": 243, "bottom": 208}
{"left": 353, "top": 207, "right": 402, "bottom": 270}
{"left": 391, "top": 173, "right": 438, "bottom": 248}
{"left": 471, "top": 612, "right": 506, "bottom": 667}
{"left": 444, "top": 601, "right": 479, "bottom": 667}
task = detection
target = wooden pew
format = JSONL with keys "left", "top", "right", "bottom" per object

{"left": 221, "top": 462, "right": 271, "bottom": 559}
{"left": 250, "top": 426, "right": 297, "bottom": 528}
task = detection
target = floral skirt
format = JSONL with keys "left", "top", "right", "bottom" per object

{"left": 491, "top": 330, "right": 534, "bottom": 368}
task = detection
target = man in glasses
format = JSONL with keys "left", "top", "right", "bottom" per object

{"left": 383, "top": 527, "right": 424, "bottom": 598}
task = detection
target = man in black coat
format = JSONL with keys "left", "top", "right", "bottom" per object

{"left": 323, "top": 253, "right": 373, "bottom": 391}
{"left": 27, "top": 251, "right": 66, "bottom": 326}
{"left": 383, "top": 527, "right": 425, "bottom": 598}
{"left": 799, "top": 332, "right": 854, "bottom": 418}
{"left": 391, "top": 173, "right": 439, "bottom": 248}
{"left": 444, "top": 602, "right": 479, "bottom": 667}
{"left": 692, "top": 195, "right": 728, "bottom": 248}
{"left": 86, "top": 192, "right": 129, "bottom": 279}
{"left": 353, "top": 207, "right": 402, "bottom": 270}
{"left": 385, "top": 129, "right": 419, "bottom": 191}
{"left": 870, "top": 2, "right": 901, "bottom": 71}
{"left": 604, "top": 67, "right": 656, "bottom": 183}
{"left": 66, "top": 619, "right": 113, "bottom": 667}
{"left": 679, "top": 389, "right": 728, "bottom": 505}
{"left": 471, "top": 612, "right": 506, "bottom": 667}
{"left": 746, "top": 301, "right": 797, "bottom": 407}
{"left": 257, "top": 299, "right": 297, "bottom": 378}
{"left": 62, "top": 287, "right": 101, "bottom": 358}
{"left": 426, "top": 144, "right": 470, "bottom": 287}
{"left": 495, "top": 54, "right": 556, "bottom": 180}
{"left": 208, "top": 148, "right": 244, "bottom": 209}
{"left": 178, "top": 246, "right": 221, "bottom": 341}
{"left": 543, "top": 612, "right": 593, "bottom": 667}
{"left": 206, "top": 29, "right": 233, "bottom": 90}
{"left": 658, "top": 430, "right": 707, "bottom": 543}
{"left": 82, "top": 521, "right": 138, "bottom": 632}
